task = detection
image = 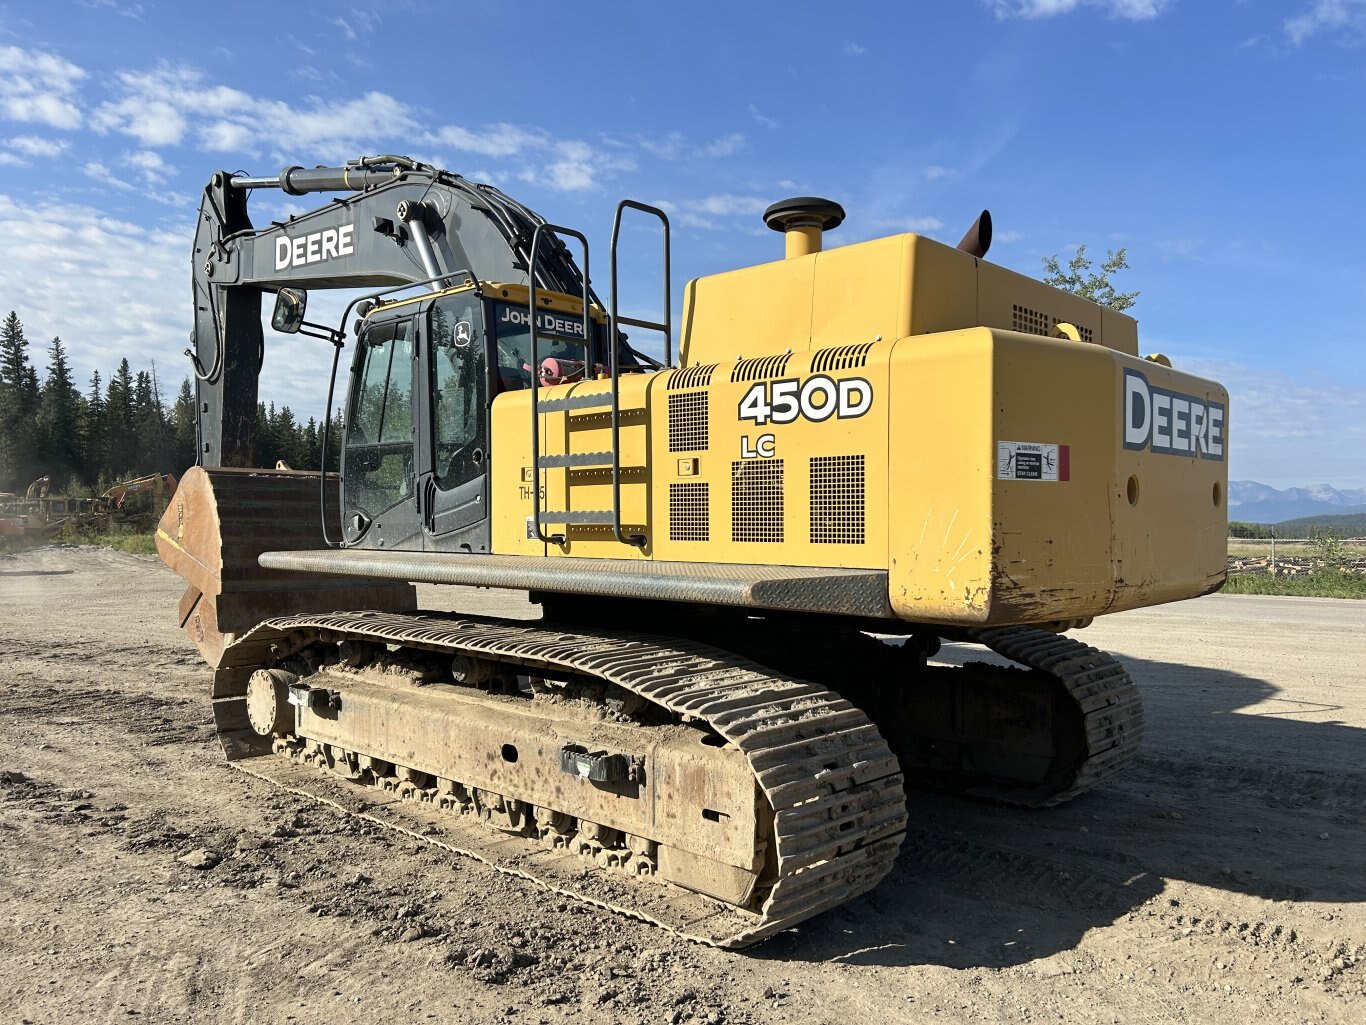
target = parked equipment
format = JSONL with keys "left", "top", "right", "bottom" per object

{"left": 99, "top": 472, "right": 178, "bottom": 510}
{"left": 158, "top": 156, "right": 1228, "bottom": 947}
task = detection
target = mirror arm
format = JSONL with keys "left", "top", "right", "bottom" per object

{"left": 295, "top": 321, "right": 345, "bottom": 347}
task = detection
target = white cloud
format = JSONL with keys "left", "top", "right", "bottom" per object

{"left": 655, "top": 194, "right": 773, "bottom": 231}
{"left": 985, "top": 0, "right": 1170, "bottom": 19}
{"left": 91, "top": 78, "right": 188, "bottom": 146}
{"left": 516, "top": 138, "right": 636, "bottom": 193}
{"left": 6, "top": 135, "right": 69, "bottom": 158}
{"left": 1285, "top": 0, "right": 1366, "bottom": 44}
{"left": 427, "top": 122, "right": 548, "bottom": 158}
{"left": 701, "top": 133, "right": 745, "bottom": 158}
{"left": 78, "top": 0, "right": 147, "bottom": 18}
{"left": 0, "top": 192, "right": 185, "bottom": 382}
{"left": 749, "top": 104, "right": 781, "bottom": 130}
{"left": 199, "top": 120, "right": 254, "bottom": 152}
{"left": 332, "top": 8, "right": 381, "bottom": 42}
{"left": 0, "top": 192, "right": 336, "bottom": 419}
{"left": 90, "top": 65, "right": 415, "bottom": 160}
{"left": 126, "top": 148, "right": 175, "bottom": 185}
{"left": 685, "top": 195, "right": 770, "bottom": 217}
{"left": 87, "top": 63, "right": 625, "bottom": 191}
{"left": 899, "top": 216, "right": 945, "bottom": 232}
{"left": 1168, "top": 356, "right": 1366, "bottom": 487}
{"left": 923, "top": 164, "right": 957, "bottom": 180}
{"left": 843, "top": 41, "right": 868, "bottom": 56}
{"left": 638, "top": 131, "right": 745, "bottom": 161}
{"left": 0, "top": 45, "right": 86, "bottom": 129}
{"left": 0, "top": 152, "right": 24, "bottom": 167}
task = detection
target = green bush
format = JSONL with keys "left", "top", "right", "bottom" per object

{"left": 1221, "top": 570, "right": 1366, "bottom": 599}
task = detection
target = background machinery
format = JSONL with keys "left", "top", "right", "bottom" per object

{"left": 158, "top": 156, "right": 1229, "bottom": 947}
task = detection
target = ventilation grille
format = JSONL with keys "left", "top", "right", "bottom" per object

{"left": 668, "top": 364, "right": 717, "bottom": 389}
{"left": 811, "top": 342, "right": 875, "bottom": 373}
{"left": 1012, "top": 304, "right": 1094, "bottom": 344}
{"left": 669, "top": 482, "right": 709, "bottom": 542}
{"left": 667, "top": 391, "right": 709, "bottom": 452}
{"left": 731, "top": 460, "right": 784, "bottom": 542}
{"left": 731, "top": 353, "right": 793, "bottom": 383}
{"left": 810, "top": 455, "right": 866, "bottom": 544}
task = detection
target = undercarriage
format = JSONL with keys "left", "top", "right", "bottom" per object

{"left": 208, "top": 606, "right": 1141, "bottom": 948}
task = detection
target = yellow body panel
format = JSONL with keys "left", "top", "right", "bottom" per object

{"left": 490, "top": 229, "right": 1227, "bottom": 627}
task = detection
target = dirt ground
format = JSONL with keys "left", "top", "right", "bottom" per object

{"left": 1, "top": 546, "right": 1362, "bottom": 1025}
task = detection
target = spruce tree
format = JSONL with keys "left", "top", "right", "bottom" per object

{"left": 82, "top": 370, "right": 106, "bottom": 484}
{"left": 171, "top": 377, "right": 197, "bottom": 472}
{"left": 0, "top": 311, "right": 40, "bottom": 488}
{"left": 105, "top": 359, "right": 136, "bottom": 477}
{"left": 38, "top": 336, "right": 81, "bottom": 484}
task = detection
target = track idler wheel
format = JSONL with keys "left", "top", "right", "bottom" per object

{"left": 246, "top": 668, "right": 296, "bottom": 737}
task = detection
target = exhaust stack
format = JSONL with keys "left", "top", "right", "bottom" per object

{"left": 956, "top": 209, "right": 993, "bottom": 259}
{"left": 764, "top": 197, "right": 845, "bottom": 259}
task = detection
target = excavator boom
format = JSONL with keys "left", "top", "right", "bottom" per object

{"left": 191, "top": 157, "right": 594, "bottom": 468}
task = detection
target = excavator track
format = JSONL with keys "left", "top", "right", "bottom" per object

{"left": 632, "top": 613, "right": 1147, "bottom": 811}
{"left": 210, "top": 610, "right": 907, "bottom": 949}
{"left": 959, "top": 625, "right": 1145, "bottom": 806}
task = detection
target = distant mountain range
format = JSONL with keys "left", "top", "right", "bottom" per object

{"left": 1228, "top": 481, "right": 1366, "bottom": 524}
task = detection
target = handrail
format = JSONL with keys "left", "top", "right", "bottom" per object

{"left": 608, "top": 200, "right": 671, "bottom": 548}
{"left": 527, "top": 223, "right": 592, "bottom": 546}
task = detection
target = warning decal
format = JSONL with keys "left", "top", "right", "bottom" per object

{"left": 998, "top": 441, "right": 1069, "bottom": 482}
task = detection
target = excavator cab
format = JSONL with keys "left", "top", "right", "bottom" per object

{"left": 335, "top": 283, "right": 601, "bottom": 556}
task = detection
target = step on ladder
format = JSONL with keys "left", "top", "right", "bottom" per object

{"left": 527, "top": 201, "right": 671, "bottom": 548}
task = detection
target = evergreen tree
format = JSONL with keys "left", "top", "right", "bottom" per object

{"left": 255, "top": 401, "right": 277, "bottom": 468}
{"left": 0, "top": 311, "right": 40, "bottom": 488}
{"left": 274, "top": 405, "right": 300, "bottom": 468}
{"left": 171, "top": 377, "right": 196, "bottom": 472}
{"left": 38, "top": 336, "right": 81, "bottom": 483}
{"left": 105, "top": 359, "right": 136, "bottom": 476}
{"left": 324, "top": 407, "right": 343, "bottom": 472}
{"left": 302, "top": 417, "right": 321, "bottom": 470}
{"left": 81, "top": 369, "right": 106, "bottom": 484}
{"left": 0, "top": 309, "right": 337, "bottom": 490}
{"left": 130, "top": 367, "right": 170, "bottom": 471}
{"left": 0, "top": 311, "right": 34, "bottom": 394}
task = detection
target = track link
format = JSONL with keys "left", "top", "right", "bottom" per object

{"left": 210, "top": 610, "right": 907, "bottom": 948}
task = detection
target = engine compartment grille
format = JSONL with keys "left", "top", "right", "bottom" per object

{"left": 669, "top": 482, "right": 710, "bottom": 542}
{"left": 731, "top": 460, "right": 784, "bottom": 543}
{"left": 810, "top": 455, "right": 866, "bottom": 545}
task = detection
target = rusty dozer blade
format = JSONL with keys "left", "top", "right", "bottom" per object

{"left": 155, "top": 466, "right": 416, "bottom": 667}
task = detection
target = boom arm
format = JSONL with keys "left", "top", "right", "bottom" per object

{"left": 190, "top": 156, "right": 595, "bottom": 467}
{"left": 101, "top": 473, "right": 178, "bottom": 508}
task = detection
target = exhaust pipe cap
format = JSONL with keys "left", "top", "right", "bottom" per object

{"left": 763, "top": 197, "right": 846, "bottom": 233}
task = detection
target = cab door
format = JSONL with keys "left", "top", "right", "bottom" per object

{"left": 341, "top": 312, "right": 423, "bottom": 550}
{"left": 421, "top": 292, "right": 490, "bottom": 552}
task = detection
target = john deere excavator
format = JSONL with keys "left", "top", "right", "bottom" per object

{"left": 158, "top": 156, "right": 1228, "bottom": 947}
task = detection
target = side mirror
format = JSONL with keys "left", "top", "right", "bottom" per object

{"left": 271, "top": 287, "right": 308, "bottom": 334}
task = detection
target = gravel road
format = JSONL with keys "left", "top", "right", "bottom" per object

{"left": 1, "top": 546, "right": 1362, "bottom": 1024}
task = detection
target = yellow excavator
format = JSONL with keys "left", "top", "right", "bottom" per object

{"left": 158, "top": 157, "right": 1227, "bottom": 947}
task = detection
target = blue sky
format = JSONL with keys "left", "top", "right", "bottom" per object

{"left": 0, "top": 0, "right": 1363, "bottom": 488}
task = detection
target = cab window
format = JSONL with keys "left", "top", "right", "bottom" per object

{"left": 429, "top": 296, "right": 487, "bottom": 491}
{"left": 344, "top": 319, "right": 414, "bottom": 520}
{"left": 489, "top": 301, "right": 589, "bottom": 392}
